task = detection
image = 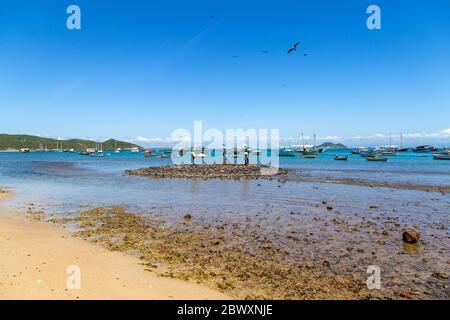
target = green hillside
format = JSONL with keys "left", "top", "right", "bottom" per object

{"left": 0, "top": 134, "right": 142, "bottom": 151}
{"left": 317, "top": 142, "right": 348, "bottom": 149}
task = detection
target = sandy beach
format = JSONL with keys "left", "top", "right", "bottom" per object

{"left": 1, "top": 159, "right": 449, "bottom": 300}
{"left": 0, "top": 192, "right": 228, "bottom": 300}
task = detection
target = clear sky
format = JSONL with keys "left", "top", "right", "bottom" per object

{"left": 1, "top": 0, "right": 449, "bottom": 146}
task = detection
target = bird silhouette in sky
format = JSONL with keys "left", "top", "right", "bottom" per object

{"left": 260, "top": 50, "right": 269, "bottom": 54}
{"left": 231, "top": 55, "right": 239, "bottom": 59}
{"left": 287, "top": 41, "right": 300, "bottom": 54}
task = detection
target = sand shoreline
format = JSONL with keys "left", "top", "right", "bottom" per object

{"left": 0, "top": 192, "right": 229, "bottom": 300}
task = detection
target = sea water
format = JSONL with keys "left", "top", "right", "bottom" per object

{"left": 0, "top": 149, "right": 449, "bottom": 216}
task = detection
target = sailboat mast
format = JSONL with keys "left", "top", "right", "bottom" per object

{"left": 301, "top": 133, "right": 305, "bottom": 151}
{"left": 314, "top": 133, "right": 316, "bottom": 148}
{"left": 400, "top": 133, "right": 403, "bottom": 148}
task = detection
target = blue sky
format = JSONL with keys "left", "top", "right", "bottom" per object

{"left": 1, "top": 0, "right": 449, "bottom": 146}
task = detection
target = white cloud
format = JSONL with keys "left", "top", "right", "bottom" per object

{"left": 135, "top": 136, "right": 150, "bottom": 142}
{"left": 440, "top": 128, "right": 450, "bottom": 135}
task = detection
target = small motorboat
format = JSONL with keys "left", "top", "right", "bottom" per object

{"left": 279, "top": 147, "right": 295, "bottom": 157}
{"left": 365, "top": 155, "right": 388, "bottom": 162}
{"left": 432, "top": 152, "right": 450, "bottom": 160}
{"left": 380, "top": 150, "right": 399, "bottom": 156}
{"left": 302, "top": 154, "right": 317, "bottom": 159}
{"left": 334, "top": 155, "right": 348, "bottom": 161}
{"left": 90, "top": 152, "right": 104, "bottom": 157}
{"left": 252, "top": 149, "right": 261, "bottom": 155}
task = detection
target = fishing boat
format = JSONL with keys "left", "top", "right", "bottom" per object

{"left": 279, "top": 147, "right": 295, "bottom": 156}
{"left": 301, "top": 154, "right": 317, "bottom": 159}
{"left": 360, "top": 150, "right": 377, "bottom": 157}
{"left": 365, "top": 155, "right": 388, "bottom": 162}
{"left": 304, "top": 133, "right": 320, "bottom": 155}
{"left": 351, "top": 146, "right": 369, "bottom": 154}
{"left": 144, "top": 149, "right": 152, "bottom": 157}
{"left": 131, "top": 147, "right": 140, "bottom": 153}
{"left": 376, "top": 134, "right": 399, "bottom": 155}
{"left": 90, "top": 152, "right": 104, "bottom": 157}
{"left": 379, "top": 148, "right": 399, "bottom": 156}
{"left": 413, "top": 145, "right": 438, "bottom": 153}
{"left": 334, "top": 155, "right": 348, "bottom": 161}
{"left": 19, "top": 148, "right": 30, "bottom": 153}
{"left": 432, "top": 151, "right": 450, "bottom": 160}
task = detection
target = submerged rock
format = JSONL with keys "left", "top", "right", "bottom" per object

{"left": 432, "top": 272, "right": 448, "bottom": 280}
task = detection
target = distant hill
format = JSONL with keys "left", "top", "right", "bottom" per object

{"left": 317, "top": 142, "right": 347, "bottom": 149}
{"left": 0, "top": 134, "right": 142, "bottom": 151}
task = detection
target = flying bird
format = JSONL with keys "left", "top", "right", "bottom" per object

{"left": 287, "top": 41, "right": 300, "bottom": 54}
{"left": 260, "top": 50, "right": 269, "bottom": 54}
{"left": 231, "top": 55, "right": 239, "bottom": 59}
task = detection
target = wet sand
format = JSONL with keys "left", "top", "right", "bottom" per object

{"left": 0, "top": 192, "right": 229, "bottom": 300}
{"left": 281, "top": 171, "right": 450, "bottom": 194}
{"left": 47, "top": 197, "right": 449, "bottom": 300}
{"left": 52, "top": 206, "right": 372, "bottom": 299}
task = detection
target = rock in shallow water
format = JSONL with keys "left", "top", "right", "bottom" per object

{"left": 402, "top": 228, "right": 421, "bottom": 243}
{"left": 125, "top": 164, "right": 288, "bottom": 180}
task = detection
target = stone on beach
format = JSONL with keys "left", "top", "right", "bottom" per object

{"left": 402, "top": 228, "right": 421, "bottom": 244}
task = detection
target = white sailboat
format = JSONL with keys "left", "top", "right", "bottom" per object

{"left": 114, "top": 140, "right": 121, "bottom": 153}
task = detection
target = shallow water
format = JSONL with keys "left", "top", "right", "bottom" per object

{"left": 1, "top": 150, "right": 449, "bottom": 298}
{"left": 1, "top": 149, "right": 449, "bottom": 213}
